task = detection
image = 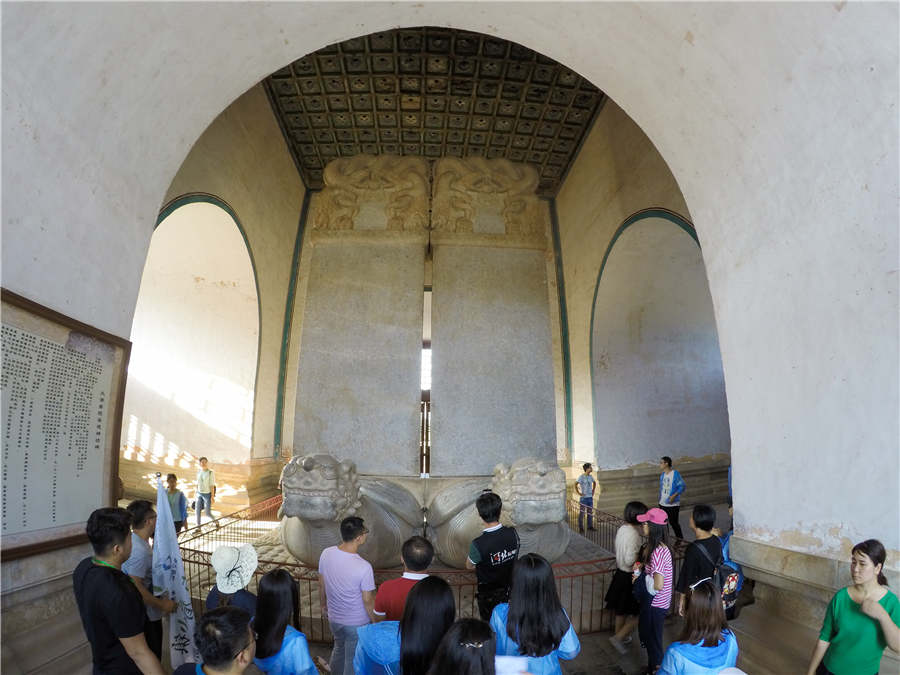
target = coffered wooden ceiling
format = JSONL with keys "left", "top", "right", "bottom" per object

{"left": 263, "top": 27, "right": 605, "bottom": 197}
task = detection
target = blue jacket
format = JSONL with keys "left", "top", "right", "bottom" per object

{"left": 659, "top": 470, "right": 686, "bottom": 505}
{"left": 718, "top": 531, "right": 744, "bottom": 592}
{"left": 253, "top": 625, "right": 317, "bottom": 675}
{"left": 168, "top": 489, "right": 188, "bottom": 522}
{"left": 490, "top": 603, "right": 580, "bottom": 675}
{"left": 353, "top": 622, "right": 401, "bottom": 675}
{"left": 659, "top": 630, "right": 738, "bottom": 675}
{"left": 206, "top": 587, "right": 258, "bottom": 617}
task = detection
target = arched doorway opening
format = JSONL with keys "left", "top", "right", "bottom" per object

{"left": 119, "top": 197, "right": 260, "bottom": 513}
{"left": 590, "top": 209, "right": 729, "bottom": 469}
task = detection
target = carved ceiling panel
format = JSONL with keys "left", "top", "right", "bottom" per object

{"left": 263, "top": 27, "right": 605, "bottom": 197}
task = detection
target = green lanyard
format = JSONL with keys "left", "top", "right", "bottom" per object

{"left": 91, "top": 557, "right": 135, "bottom": 584}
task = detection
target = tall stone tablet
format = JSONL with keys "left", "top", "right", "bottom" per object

{"left": 293, "top": 156, "right": 427, "bottom": 475}
{"left": 429, "top": 158, "right": 556, "bottom": 474}
{"left": 430, "top": 245, "right": 557, "bottom": 474}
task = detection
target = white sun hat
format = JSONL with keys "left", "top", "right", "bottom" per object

{"left": 211, "top": 543, "right": 258, "bottom": 594}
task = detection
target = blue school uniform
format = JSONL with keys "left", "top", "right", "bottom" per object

{"left": 489, "top": 603, "right": 580, "bottom": 675}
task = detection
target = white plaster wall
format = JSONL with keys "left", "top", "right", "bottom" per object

{"left": 293, "top": 242, "right": 424, "bottom": 476}
{"left": 591, "top": 219, "right": 729, "bottom": 468}
{"left": 431, "top": 245, "right": 557, "bottom": 475}
{"left": 164, "top": 84, "right": 307, "bottom": 459}
{"left": 2, "top": 1, "right": 896, "bottom": 561}
{"left": 121, "top": 202, "right": 258, "bottom": 465}
{"left": 556, "top": 102, "right": 691, "bottom": 468}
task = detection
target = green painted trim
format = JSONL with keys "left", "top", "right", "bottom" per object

{"left": 155, "top": 193, "right": 263, "bottom": 454}
{"left": 273, "top": 188, "right": 313, "bottom": 457}
{"left": 548, "top": 198, "right": 574, "bottom": 453}
{"left": 588, "top": 208, "right": 699, "bottom": 463}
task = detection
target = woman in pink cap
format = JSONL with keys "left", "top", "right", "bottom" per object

{"left": 633, "top": 507, "right": 673, "bottom": 674}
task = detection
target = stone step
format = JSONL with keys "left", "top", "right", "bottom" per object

{"left": 3, "top": 603, "right": 92, "bottom": 674}
{"left": 30, "top": 642, "right": 92, "bottom": 675}
{"left": 729, "top": 604, "right": 813, "bottom": 674}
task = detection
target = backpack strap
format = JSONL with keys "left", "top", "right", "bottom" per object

{"left": 695, "top": 540, "right": 724, "bottom": 568}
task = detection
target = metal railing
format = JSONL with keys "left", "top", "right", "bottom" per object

{"left": 178, "top": 495, "right": 283, "bottom": 549}
{"left": 179, "top": 496, "right": 684, "bottom": 642}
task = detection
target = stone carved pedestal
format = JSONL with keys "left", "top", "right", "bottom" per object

{"left": 279, "top": 454, "right": 569, "bottom": 569}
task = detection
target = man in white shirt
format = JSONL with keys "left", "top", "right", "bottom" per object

{"left": 122, "top": 500, "right": 177, "bottom": 658}
{"left": 196, "top": 457, "right": 216, "bottom": 526}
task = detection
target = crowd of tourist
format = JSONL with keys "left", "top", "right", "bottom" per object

{"left": 72, "top": 457, "right": 898, "bottom": 675}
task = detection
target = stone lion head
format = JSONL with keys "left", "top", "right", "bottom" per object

{"left": 280, "top": 453, "right": 361, "bottom": 522}
{"left": 492, "top": 457, "right": 567, "bottom": 526}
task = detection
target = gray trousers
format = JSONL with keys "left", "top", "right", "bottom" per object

{"left": 329, "top": 621, "right": 360, "bottom": 675}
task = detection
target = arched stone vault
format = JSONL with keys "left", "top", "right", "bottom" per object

{"left": 2, "top": 0, "right": 896, "bottom": 595}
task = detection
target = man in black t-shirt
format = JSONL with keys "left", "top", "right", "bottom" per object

{"left": 466, "top": 490, "right": 520, "bottom": 620}
{"left": 73, "top": 507, "right": 165, "bottom": 675}
{"left": 675, "top": 503, "right": 723, "bottom": 615}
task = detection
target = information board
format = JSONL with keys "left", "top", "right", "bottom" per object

{"left": 1, "top": 290, "right": 130, "bottom": 558}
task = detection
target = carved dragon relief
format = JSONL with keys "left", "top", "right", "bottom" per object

{"left": 312, "top": 155, "right": 428, "bottom": 232}
{"left": 312, "top": 155, "right": 546, "bottom": 246}
{"left": 432, "top": 157, "right": 546, "bottom": 242}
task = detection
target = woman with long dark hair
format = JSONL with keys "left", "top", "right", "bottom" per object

{"left": 806, "top": 539, "right": 900, "bottom": 675}
{"left": 489, "top": 553, "right": 579, "bottom": 675}
{"left": 426, "top": 618, "right": 497, "bottom": 675}
{"left": 606, "top": 501, "right": 648, "bottom": 653}
{"left": 658, "top": 580, "right": 738, "bottom": 674}
{"left": 252, "top": 569, "right": 317, "bottom": 675}
{"left": 353, "top": 575, "right": 456, "bottom": 675}
{"left": 633, "top": 508, "right": 673, "bottom": 675}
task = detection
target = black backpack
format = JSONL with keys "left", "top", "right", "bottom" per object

{"left": 696, "top": 541, "right": 740, "bottom": 612}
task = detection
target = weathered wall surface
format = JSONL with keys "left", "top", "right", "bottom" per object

{"left": 555, "top": 101, "right": 691, "bottom": 467}
{"left": 0, "top": 543, "right": 92, "bottom": 672}
{"left": 431, "top": 245, "right": 557, "bottom": 475}
{"left": 292, "top": 241, "right": 424, "bottom": 475}
{"left": 293, "top": 156, "right": 428, "bottom": 475}
{"left": 165, "top": 84, "right": 307, "bottom": 460}
{"left": 2, "top": 0, "right": 896, "bottom": 626}
{"left": 590, "top": 218, "right": 729, "bottom": 467}
{"left": 428, "top": 158, "right": 557, "bottom": 475}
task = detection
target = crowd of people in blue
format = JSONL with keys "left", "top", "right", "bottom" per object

{"left": 72, "top": 457, "right": 899, "bottom": 675}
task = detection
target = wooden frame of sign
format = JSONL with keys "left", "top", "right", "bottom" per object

{"left": 1, "top": 289, "right": 131, "bottom": 560}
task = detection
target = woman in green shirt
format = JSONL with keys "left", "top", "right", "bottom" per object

{"left": 807, "top": 539, "right": 900, "bottom": 675}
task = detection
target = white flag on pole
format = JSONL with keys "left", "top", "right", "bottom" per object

{"left": 152, "top": 474, "right": 200, "bottom": 667}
